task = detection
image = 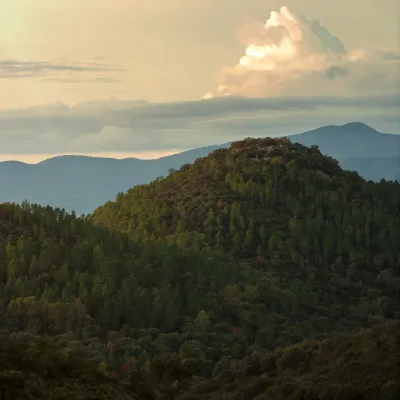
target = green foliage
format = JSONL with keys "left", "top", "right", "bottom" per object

{"left": 181, "top": 321, "right": 400, "bottom": 399}
{"left": 0, "top": 334, "right": 135, "bottom": 399}
{"left": 94, "top": 138, "right": 400, "bottom": 272}
{"left": 1, "top": 138, "right": 400, "bottom": 398}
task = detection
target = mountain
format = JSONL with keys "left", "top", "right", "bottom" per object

{"left": 1, "top": 137, "right": 400, "bottom": 398}
{"left": 339, "top": 157, "right": 400, "bottom": 182}
{"left": 0, "top": 144, "right": 228, "bottom": 215}
{"left": 290, "top": 122, "right": 400, "bottom": 183}
{"left": 290, "top": 122, "right": 400, "bottom": 159}
{"left": 93, "top": 137, "right": 400, "bottom": 351}
{"left": 93, "top": 136, "right": 400, "bottom": 261}
{"left": 0, "top": 123, "right": 398, "bottom": 214}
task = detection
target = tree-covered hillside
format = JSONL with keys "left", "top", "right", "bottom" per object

{"left": 94, "top": 138, "right": 400, "bottom": 257}
{"left": 1, "top": 137, "right": 400, "bottom": 398}
{"left": 3, "top": 199, "right": 398, "bottom": 380}
{"left": 94, "top": 138, "right": 400, "bottom": 300}
{"left": 182, "top": 321, "right": 400, "bottom": 400}
{"left": 0, "top": 334, "right": 135, "bottom": 400}
{"left": 2, "top": 321, "right": 398, "bottom": 399}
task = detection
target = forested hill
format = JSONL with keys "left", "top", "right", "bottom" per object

{"left": 1, "top": 322, "right": 399, "bottom": 399}
{"left": 93, "top": 136, "right": 400, "bottom": 260}
{"left": 0, "top": 334, "right": 135, "bottom": 399}
{"left": 182, "top": 320, "right": 400, "bottom": 399}
{"left": 0, "top": 188, "right": 399, "bottom": 396}
{"left": 1, "top": 137, "right": 400, "bottom": 398}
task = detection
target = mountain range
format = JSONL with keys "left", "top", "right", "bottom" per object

{"left": 0, "top": 122, "right": 398, "bottom": 214}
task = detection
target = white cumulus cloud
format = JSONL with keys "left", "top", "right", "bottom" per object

{"left": 205, "top": 6, "right": 398, "bottom": 98}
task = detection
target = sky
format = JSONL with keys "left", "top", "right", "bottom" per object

{"left": 0, "top": 0, "right": 399, "bottom": 162}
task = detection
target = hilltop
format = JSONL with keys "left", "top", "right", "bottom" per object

{"left": 93, "top": 136, "right": 400, "bottom": 334}
{"left": 0, "top": 122, "right": 399, "bottom": 214}
{"left": 93, "top": 136, "right": 400, "bottom": 260}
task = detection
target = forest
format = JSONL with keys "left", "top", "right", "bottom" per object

{"left": 1, "top": 137, "right": 399, "bottom": 399}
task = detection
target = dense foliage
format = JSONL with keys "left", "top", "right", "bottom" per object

{"left": 94, "top": 138, "right": 400, "bottom": 261}
{"left": 1, "top": 322, "right": 398, "bottom": 399}
{"left": 1, "top": 138, "right": 400, "bottom": 398}
{"left": 182, "top": 321, "right": 400, "bottom": 400}
{"left": 0, "top": 334, "right": 134, "bottom": 400}
{"left": 94, "top": 139, "right": 400, "bottom": 322}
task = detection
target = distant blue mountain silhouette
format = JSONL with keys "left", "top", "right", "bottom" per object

{"left": 0, "top": 123, "right": 398, "bottom": 214}
{"left": 289, "top": 122, "right": 400, "bottom": 158}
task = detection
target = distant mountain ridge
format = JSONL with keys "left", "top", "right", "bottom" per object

{"left": 289, "top": 122, "right": 400, "bottom": 158}
{"left": 290, "top": 122, "right": 400, "bottom": 182}
{"left": 0, "top": 144, "right": 229, "bottom": 214}
{"left": 0, "top": 122, "right": 398, "bottom": 214}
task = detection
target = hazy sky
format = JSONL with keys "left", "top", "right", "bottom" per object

{"left": 0, "top": 0, "right": 399, "bottom": 161}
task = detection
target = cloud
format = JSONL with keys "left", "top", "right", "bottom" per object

{"left": 0, "top": 60, "right": 124, "bottom": 79}
{"left": 41, "top": 77, "right": 122, "bottom": 84}
{"left": 205, "top": 6, "right": 399, "bottom": 98}
{"left": 0, "top": 94, "right": 397, "bottom": 155}
{"left": 379, "top": 51, "right": 400, "bottom": 61}
{"left": 324, "top": 66, "right": 348, "bottom": 79}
